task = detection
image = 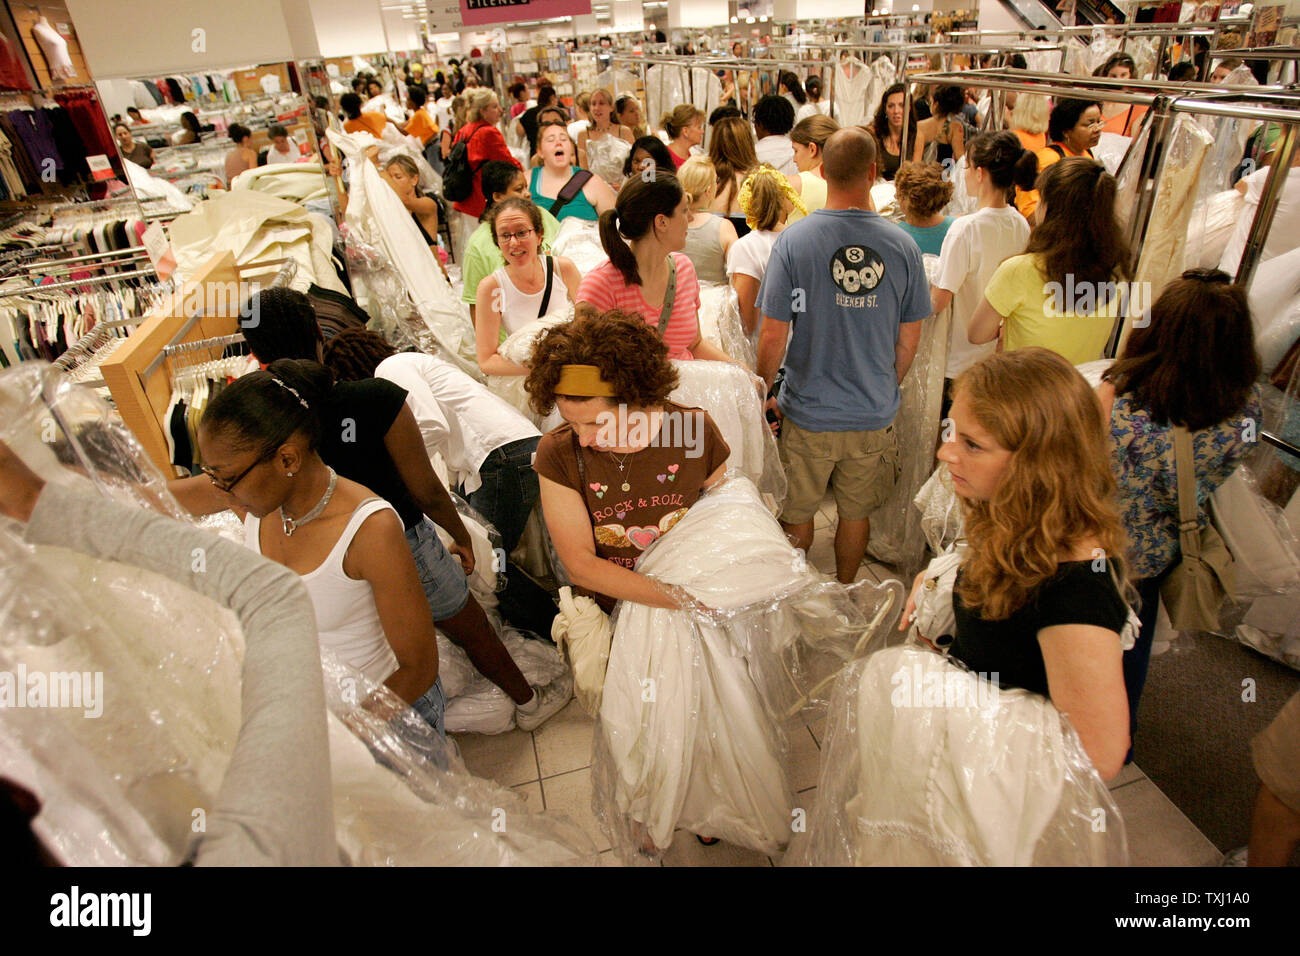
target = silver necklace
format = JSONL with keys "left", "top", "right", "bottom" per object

{"left": 607, "top": 451, "right": 633, "bottom": 492}
{"left": 281, "top": 467, "right": 337, "bottom": 537}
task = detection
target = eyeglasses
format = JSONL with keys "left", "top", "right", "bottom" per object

{"left": 201, "top": 446, "right": 276, "bottom": 493}
{"left": 496, "top": 228, "right": 535, "bottom": 244}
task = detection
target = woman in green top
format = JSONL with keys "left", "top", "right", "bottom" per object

{"left": 529, "top": 122, "right": 616, "bottom": 223}
{"left": 461, "top": 160, "right": 562, "bottom": 323}
{"left": 969, "top": 157, "right": 1132, "bottom": 365}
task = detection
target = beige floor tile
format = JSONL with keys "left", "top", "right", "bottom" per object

{"left": 1108, "top": 761, "right": 1147, "bottom": 790}
{"left": 1112, "top": 779, "right": 1222, "bottom": 866}
{"left": 867, "top": 561, "right": 902, "bottom": 585}
{"left": 512, "top": 780, "right": 543, "bottom": 809}
{"left": 451, "top": 727, "right": 539, "bottom": 788}
{"left": 534, "top": 699, "right": 596, "bottom": 779}
{"left": 539, "top": 766, "right": 611, "bottom": 853}
{"left": 661, "top": 833, "right": 773, "bottom": 866}
{"left": 788, "top": 724, "right": 823, "bottom": 793}
{"left": 598, "top": 848, "right": 628, "bottom": 867}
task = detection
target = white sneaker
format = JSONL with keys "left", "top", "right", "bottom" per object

{"left": 515, "top": 673, "right": 574, "bottom": 732}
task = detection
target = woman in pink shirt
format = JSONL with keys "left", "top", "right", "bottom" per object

{"left": 576, "top": 173, "right": 733, "bottom": 363}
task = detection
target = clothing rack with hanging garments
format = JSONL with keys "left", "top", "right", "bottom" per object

{"left": 99, "top": 251, "right": 247, "bottom": 476}
{"left": 1220, "top": 47, "right": 1300, "bottom": 86}
{"left": 914, "top": 69, "right": 1300, "bottom": 353}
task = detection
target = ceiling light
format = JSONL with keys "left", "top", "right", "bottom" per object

{"left": 746, "top": 16, "right": 755, "bottom": 22}
{"left": 730, "top": 15, "right": 738, "bottom": 22}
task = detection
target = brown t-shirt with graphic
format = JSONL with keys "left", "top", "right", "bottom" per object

{"left": 534, "top": 403, "right": 730, "bottom": 604}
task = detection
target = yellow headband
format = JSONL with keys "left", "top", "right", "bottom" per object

{"left": 556, "top": 364, "right": 616, "bottom": 397}
{"left": 738, "top": 165, "right": 807, "bottom": 231}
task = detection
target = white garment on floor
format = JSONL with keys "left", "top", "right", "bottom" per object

{"left": 244, "top": 499, "right": 400, "bottom": 686}
{"left": 785, "top": 645, "right": 1129, "bottom": 866}
{"left": 934, "top": 205, "right": 1030, "bottom": 378}
{"left": 375, "top": 352, "right": 539, "bottom": 495}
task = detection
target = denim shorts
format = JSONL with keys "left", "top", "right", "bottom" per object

{"left": 410, "top": 676, "right": 447, "bottom": 739}
{"left": 405, "top": 518, "right": 471, "bottom": 621}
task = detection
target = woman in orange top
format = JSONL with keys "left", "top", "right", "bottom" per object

{"left": 1018, "top": 99, "right": 1102, "bottom": 221}
{"left": 341, "top": 92, "right": 390, "bottom": 138}
{"left": 1093, "top": 53, "right": 1148, "bottom": 137}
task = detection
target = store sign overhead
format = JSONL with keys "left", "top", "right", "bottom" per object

{"left": 458, "top": 0, "right": 592, "bottom": 26}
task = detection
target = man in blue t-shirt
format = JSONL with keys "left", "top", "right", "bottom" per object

{"left": 756, "top": 126, "right": 930, "bottom": 584}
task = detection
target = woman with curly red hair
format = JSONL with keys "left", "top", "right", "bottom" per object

{"left": 916, "top": 347, "right": 1134, "bottom": 780}
{"left": 529, "top": 309, "right": 730, "bottom": 613}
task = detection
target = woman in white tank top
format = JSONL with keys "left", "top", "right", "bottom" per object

{"left": 196, "top": 369, "right": 447, "bottom": 736}
{"left": 475, "top": 197, "right": 581, "bottom": 378}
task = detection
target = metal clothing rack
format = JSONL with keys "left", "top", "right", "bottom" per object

{"left": 915, "top": 67, "right": 1300, "bottom": 307}
{"left": 161, "top": 332, "right": 246, "bottom": 359}
{"left": 0, "top": 267, "right": 158, "bottom": 298}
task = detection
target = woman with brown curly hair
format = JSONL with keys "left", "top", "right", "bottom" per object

{"left": 893, "top": 161, "right": 955, "bottom": 256}
{"left": 912, "top": 348, "right": 1133, "bottom": 779}
{"left": 529, "top": 309, "right": 730, "bottom": 613}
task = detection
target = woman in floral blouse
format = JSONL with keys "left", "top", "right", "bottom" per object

{"left": 1097, "top": 269, "right": 1262, "bottom": 757}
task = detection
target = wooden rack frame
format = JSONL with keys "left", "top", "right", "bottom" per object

{"left": 100, "top": 251, "right": 243, "bottom": 477}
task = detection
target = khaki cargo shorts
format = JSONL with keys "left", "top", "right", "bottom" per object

{"left": 1253, "top": 690, "right": 1300, "bottom": 814}
{"left": 777, "top": 418, "right": 900, "bottom": 524}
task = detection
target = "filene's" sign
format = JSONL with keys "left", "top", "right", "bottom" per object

{"left": 465, "top": 0, "right": 530, "bottom": 8}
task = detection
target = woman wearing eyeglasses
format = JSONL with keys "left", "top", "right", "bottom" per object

{"left": 1019, "top": 99, "right": 1104, "bottom": 220}
{"left": 475, "top": 196, "right": 581, "bottom": 377}
{"left": 196, "top": 368, "right": 447, "bottom": 736}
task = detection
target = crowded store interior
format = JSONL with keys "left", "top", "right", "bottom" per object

{"left": 1, "top": 0, "right": 1300, "bottom": 871}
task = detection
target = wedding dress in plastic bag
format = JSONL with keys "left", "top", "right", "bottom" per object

{"left": 697, "top": 281, "right": 755, "bottom": 369}
{"left": 592, "top": 475, "right": 904, "bottom": 858}
{"left": 866, "top": 255, "right": 950, "bottom": 577}
{"left": 1092, "top": 132, "right": 1131, "bottom": 177}
{"left": 0, "top": 364, "right": 596, "bottom": 865}
{"left": 785, "top": 644, "right": 1128, "bottom": 866}
{"left": 669, "top": 359, "right": 786, "bottom": 513}
{"left": 327, "top": 127, "right": 480, "bottom": 378}
{"left": 551, "top": 217, "right": 608, "bottom": 275}
{"left": 585, "top": 135, "right": 631, "bottom": 190}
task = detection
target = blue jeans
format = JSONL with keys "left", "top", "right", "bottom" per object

{"left": 410, "top": 676, "right": 447, "bottom": 738}
{"left": 405, "top": 518, "right": 471, "bottom": 622}
{"left": 1123, "top": 570, "right": 1170, "bottom": 763}
{"left": 465, "top": 437, "right": 541, "bottom": 554}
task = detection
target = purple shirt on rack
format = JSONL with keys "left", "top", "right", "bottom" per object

{"left": 5, "top": 109, "right": 61, "bottom": 179}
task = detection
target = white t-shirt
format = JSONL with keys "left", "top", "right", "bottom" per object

{"left": 434, "top": 96, "right": 454, "bottom": 132}
{"left": 934, "top": 204, "right": 1030, "bottom": 377}
{"left": 726, "top": 228, "right": 781, "bottom": 286}
{"left": 375, "top": 352, "right": 540, "bottom": 494}
{"left": 755, "top": 135, "right": 798, "bottom": 176}
{"left": 1218, "top": 165, "right": 1300, "bottom": 276}
{"left": 265, "top": 144, "right": 297, "bottom": 165}
{"left": 794, "top": 102, "right": 820, "bottom": 125}
{"left": 567, "top": 119, "right": 590, "bottom": 141}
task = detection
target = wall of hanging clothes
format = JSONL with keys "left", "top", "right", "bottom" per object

{"left": 0, "top": 85, "right": 118, "bottom": 198}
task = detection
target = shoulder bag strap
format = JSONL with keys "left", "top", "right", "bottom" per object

{"left": 1047, "top": 142, "right": 1066, "bottom": 158}
{"left": 1171, "top": 426, "right": 1202, "bottom": 559}
{"left": 537, "top": 255, "right": 555, "bottom": 319}
{"left": 656, "top": 256, "right": 677, "bottom": 338}
{"left": 550, "top": 169, "right": 593, "bottom": 216}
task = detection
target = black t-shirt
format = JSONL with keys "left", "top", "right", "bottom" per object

{"left": 319, "top": 379, "right": 423, "bottom": 530}
{"left": 949, "top": 560, "right": 1127, "bottom": 699}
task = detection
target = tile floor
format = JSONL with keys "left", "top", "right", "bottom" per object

{"left": 452, "top": 497, "right": 1224, "bottom": 867}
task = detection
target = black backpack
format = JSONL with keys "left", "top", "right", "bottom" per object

{"left": 442, "top": 125, "right": 488, "bottom": 203}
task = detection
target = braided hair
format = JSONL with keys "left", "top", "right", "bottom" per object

{"left": 322, "top": 327, "right": 397, "bottom": 382}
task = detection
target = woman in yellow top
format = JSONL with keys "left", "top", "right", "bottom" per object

{"left": 969, "top": 157, "right": 1132, "bottom": 365}
{"left": 1017, "top": 99, "right": 1103, "bottom": 221}
{"left": 785, "top": 114, "right": 837, "bottom": 225}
